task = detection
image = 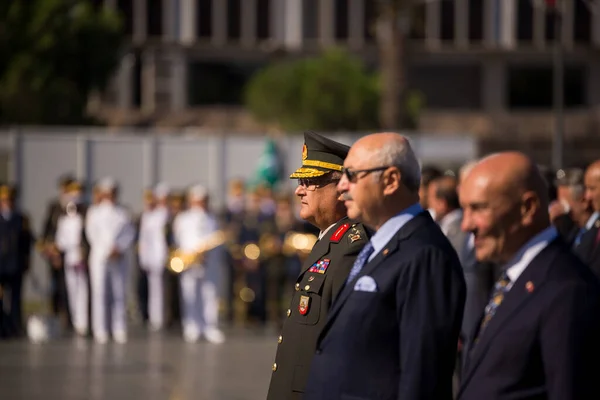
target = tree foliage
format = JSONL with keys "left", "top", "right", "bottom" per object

{"left": 244, "top": 48, "right": 380, "bottom": 132}
{"left": 0, "top": 0, "right": 124, "bottom": 125}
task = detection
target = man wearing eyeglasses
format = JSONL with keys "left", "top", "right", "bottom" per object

{"left": 304, "top": 132, "right": 466, "bottom": 400}
{"left": 267, "top": 131, "right": 370, "bottom": 400}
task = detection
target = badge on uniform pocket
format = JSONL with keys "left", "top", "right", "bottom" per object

{"left": 298, "top": 295, "right": 310, "bottom": 315}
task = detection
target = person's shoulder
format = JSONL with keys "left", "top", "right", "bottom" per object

{"left": 328, "top": 218, "right": 370, "bottom": 254}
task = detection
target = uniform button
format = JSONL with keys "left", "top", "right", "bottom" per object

{"left": 295, "top": 283, "right": 300, "bottom": 291}
{"left": 272, "top": 363, "right": 277, "bottom": 371}
{"left": 304, "top": 285, "right": 310, "bottom": 291}
{"left": 278, "top": 335, "right": 283, "bottom": 344}
{"left": 286, "top": 309, "right": 291, "bottom": 317}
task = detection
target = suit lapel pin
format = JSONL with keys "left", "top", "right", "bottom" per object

{"left": 383, "top": 248, "right": 389, "bottom": 256}
{"left": 525, "top": 281, "right": 535, "bottom": 293}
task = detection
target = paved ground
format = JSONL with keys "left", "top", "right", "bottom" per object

{"left": 0, "top": 327, "right": 278, "bottom": 400}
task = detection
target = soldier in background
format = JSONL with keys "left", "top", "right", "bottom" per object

{"left": 137, "top": 184, "right": 170, "bottom": 331}
{"left": 239, "top": 188, "right": 274, "bottom": 326}
{"left": 0, "top": 184, "right": 34, "bottom": 337}
{"left": 54, "top": 180, "right": 89, "bottom": 336}
{"left": 165, "top": 190, "right": 185, "bottom": 327}
{"left": 172, "top": 185, "right": 225, "bottom": 343}
{"left": 85, "top": 178, "right": 135, "bottom": 344}
{"left": 135, "top": 189, "right": 153, "bottom": 325}
{"left": 40, "top": 174, "right": 75, "bottom": 327}
{"left": 220, "top": 179, "right": 246, "bottom": 324}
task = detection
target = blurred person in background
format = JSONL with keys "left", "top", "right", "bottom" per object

{"left": 0, "top": 184, "right": 34, "bottom": 338}
{"left": 165, "top": 189, "right": 185, "bottom": 327}
{"left": 577, "top": 161, "right": 600, "bottom": 277}
{"left": 54, "top": 180, "right": 89, "bottom": 337}
{"left": 419, "top": 165, "right": 443, "bottom": 219}
{"left": 428, "top": 175, "right": 464, "bottom": 254}
{"left": 172, "top": 185, "right": 225, "bottom": 344}
{"left": 220, "top": 178, "right": 247, "bottom": 324}
{"left": 549, "top": 168, "right": 596, "bottom": 248}
{"left": 457, "top": 152, "right": 600, "bottom": 400}
{"left": 40, "top": 174, "right": 75, "bottom": 329}
{"left": 85, "top": 177, "right": 135, "bottom": 344}
{"left": 136, "top": 183, "right": 170, "bottom": 332}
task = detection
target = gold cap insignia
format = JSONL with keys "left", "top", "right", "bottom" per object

{"left": 302, "top": 144, "right": 308, "bottom": 161}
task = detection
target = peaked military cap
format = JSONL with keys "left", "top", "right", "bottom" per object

{"left": 289, "top": 131, "right": 350, "bottom": 179}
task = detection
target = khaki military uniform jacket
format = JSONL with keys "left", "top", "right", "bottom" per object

{"left": 267, "top": 217, "right": 369, "bottom": 400}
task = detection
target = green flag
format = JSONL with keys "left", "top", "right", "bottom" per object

{"left": 252, "top": 138, "right": 281, "bottom": 188}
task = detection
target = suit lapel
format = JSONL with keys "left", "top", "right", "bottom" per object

{"left": 317, "top": 213, "right": 432, "bottom": 345}
{"left": 459, "top": 241, "right": 560, "bottom": 391}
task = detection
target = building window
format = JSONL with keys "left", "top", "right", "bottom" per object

{"left": 197, "top": 0, "right": 213, "bottom": 38}
{"left": 335, "top": 0, "right": 349, "bottom": 41}
{"left": 256, "top": 0, "right": 270, "bottom": 40}
{"left": 363, "top": 0, "right": 376, "bottom": 41}
{"left": 117, "top": 0, "right": 134, "bottom": 35}
{"left": 147, "top": 0, "right": 162, "bottom": 36}
{"left": 409, "top": 2, "right": 426, "bottom": 40}
{"left": 303, "top": 0, "right": 319, "bottom": 40}
{"left": 440, "top": 0, "right": 455, "bottom": 41}
{"left": 468, "top": 0, "right": 484, "bottom": 42}
{"left": 507, "top": 66, "right": 585, "bottom": 109}
{"left": 227, "top": 0, "right": 242, "bottom": 40}
{"left": 516, "top": 0, "right": 533, "bottom": 43}
{"left": 574, "top": 0, "right": 591, "bottom": 43}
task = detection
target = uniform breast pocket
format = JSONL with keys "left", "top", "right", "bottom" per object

{"left": 293, "top": 274, "right": 326, "bottom": 326}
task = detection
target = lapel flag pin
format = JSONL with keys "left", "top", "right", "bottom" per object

{"left": 525, "top": 281, "right": 534, "bottom": 293}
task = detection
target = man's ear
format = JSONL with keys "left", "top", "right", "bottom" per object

{"left": 383, "top": 167, "right": 401, "bottom": 196}
{"left": 520, "top": 191, "right": 539, "bottom": 225}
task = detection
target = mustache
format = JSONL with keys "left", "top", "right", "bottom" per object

{"left": 338, "top": 192, "right": 352, "bottom": 201}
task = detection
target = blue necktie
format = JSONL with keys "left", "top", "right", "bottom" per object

{"left": 346, "top": 242, "right": 374, "bottom": 284}
{"left": 573, "top": 227, "right": 586, "bottom": 248}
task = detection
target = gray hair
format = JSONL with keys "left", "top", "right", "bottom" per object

{"left": 371, "top": 139, "right": 421, "bottom": 193}
{"left": 555, "top": 168, "right": 585, "bottom": 200}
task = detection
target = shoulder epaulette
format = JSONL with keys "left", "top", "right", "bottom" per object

{"left": 330, "top": 223, "right": 351, "bottom": 242}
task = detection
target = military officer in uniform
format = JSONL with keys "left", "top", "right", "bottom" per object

{"left": 172, "top": 185, "right": 225, "bottom": 344}
{"left": 54, "top": 180, "right": 89, "bottom": 336}
{"left": 40, "top": 174, "right": 75, "bottom": 326}
{"left": 267, "top": 131, "right": 370, "bottom": 400}
{"left": 85, "top": 178, "right": 135, "bottom": 343}
{"left": 0, "top": 184, "right": 34, "bottom": 337}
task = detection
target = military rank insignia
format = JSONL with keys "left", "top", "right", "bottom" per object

{"left": 299, "top": 295, "right": 310, "bottom": 315}
{"left": 308, "top": 259, "right": 330, "bottom": 274}
{"left": 348, "top": 226, "right": 362, "bottom": 243}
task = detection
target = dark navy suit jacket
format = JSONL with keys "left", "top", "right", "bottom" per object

{"left": 304, "top": 212, "right": 466, "bottom": 400}
{"left": 458, "top": 238, "right": 600, "bottom": 400}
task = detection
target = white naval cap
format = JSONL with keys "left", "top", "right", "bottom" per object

{"left": 187, "top": 184, "right": 208, "bottom": 200}
{"left": 96, "top": 177, "right": 117, "bottom": 192}
{"left": 154, "top": 182, "right": 170, "bottom": 198}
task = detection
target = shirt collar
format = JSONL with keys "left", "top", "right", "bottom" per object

{"left": 505, "top": 226, "right": 557, "bottom": 286}
{"left": 585, "top": 211, "right": 599, "bottom": 230}
{"left": 439, "top": 208, "right": 463, "bottom": 236}
{"left": 318, "top": 222, "right": 338, "bottom": 241}
{"left": 369, "top": 203, "right": 423, "bottom": 261}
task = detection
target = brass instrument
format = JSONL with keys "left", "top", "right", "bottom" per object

{"left": 168, "top": 230, "right": 227, "bottom": 274}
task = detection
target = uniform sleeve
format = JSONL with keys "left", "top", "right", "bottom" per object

{"left": 19, "top": 214, "right": 34, "bottom": 271}
{"left": 541, "top": 281, "right": 600, "bottom": 400}
{"left": 84, "top": 208, "right": 98, "bottom": 248}
{"left": 114, "top": 209, "right": 135, "bottom": 252}
{"left": 397, "top": 247, "right": 466, "bottom": 400}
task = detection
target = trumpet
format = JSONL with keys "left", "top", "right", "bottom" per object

{"left": 168, "top": 230, "right": 227, "bottom": 274}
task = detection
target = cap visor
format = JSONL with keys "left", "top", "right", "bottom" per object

{"left": 289, "top": 167, "right": 328, "bottom": 179}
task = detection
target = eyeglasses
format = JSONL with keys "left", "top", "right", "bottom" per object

{"left": 297, "top": 178, "right": 340, "bottom": 191}
{"left": 341, "top": 166, "right": 391, "bottom": 183}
